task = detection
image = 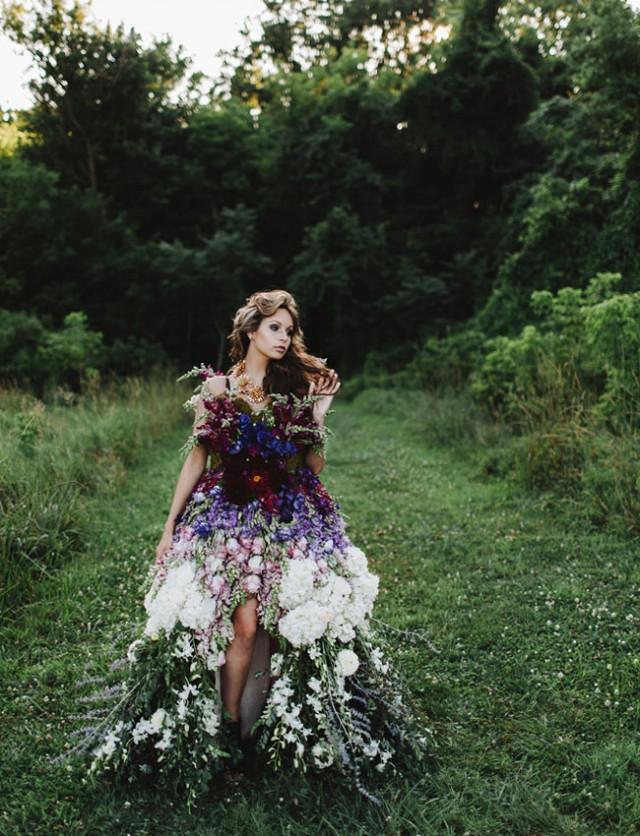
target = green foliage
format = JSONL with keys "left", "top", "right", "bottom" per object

{"left": 38, "top": 311, "right": 105, "bottom": 388}
{"left": 0, "top": 0, "right": 639, "bottom": 382}
{"left": 2, "top": 391, "right": 640, "bottom": 832}
{"left": 471, "top": 273, "right": 640, "bottom": 428}
{"left": 408, "top": 328, "right": 488, "bottom": 389}
{"left": 481, "top": 0, "right": 640, "bottom": 331}
{"left": 0, "top": 308, "right": 46, "bottom": 381}
{"left": 457, "top": 274, "right": 640, "bottom": 530}
{"left": 0, "top": 375, "right": 188, "bottom": 617}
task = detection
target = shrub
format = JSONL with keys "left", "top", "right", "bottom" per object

{"left": 0, "top": 308, "right": 47, "bottom": 382}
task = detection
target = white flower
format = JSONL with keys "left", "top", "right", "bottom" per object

{"left": 279, "top": 559, "right": 317, "bottom": 610}
{"left": 243, "top": 574, "right": 261, "bottom": 594}
{"left": 336, "top": 649, "right": 359, "bottom": 677}
{"left": 343, "top": 545, "right": 368, "bottom": 575}
{"left": 155, "top": 727, "right": 174, "bottom": 751}
{"left": 312, "top": 741, "right": 335, "bottom": 768}
{"left": 127, "top": 639, "right": 144, "bottom": 663}
{"left": 150, "top": 708, "right": 166, "bottom": 733}
{"left": 173, "top": 633, "right": 194, "bottom": 659}
{"left": 226, "top": 537, "right": 240, "bottom": 555}
{"left": 248, "top": 554, "right": 264, "bottom": 572}
{"left": 308, "top": 677, "right": 321, "bottom": 693}
{"left": 370, "top": 645, "right": 389, "bottom": 674}
{"left": 199, "top": 697, "right": 220, "bottom": 737}
{"left": 92, "top": 721, "right": 124, "bottom": 761}
{"left": 132, "top": 719, "right": 153, "bottom": 744}
{"left": 204, "top": 555, "right": 222, "bottom": 574}
{"left": 175, "top": 682, "right": 199, "bottom": 720}
{"left": 206, "top": 649, "right": 226, "bottom": 671}
{"left": 278, "top": 601, "right": 332, "bottom": 647}
{"left": 270, "top": 652, "right": 284, "bottom": 676}
{"left": 144, "top": 560, "right": 217, "bottom": 638}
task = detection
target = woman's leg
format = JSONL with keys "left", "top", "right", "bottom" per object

{"left": 220, "top": 595, "right": 258, "bottom": 721}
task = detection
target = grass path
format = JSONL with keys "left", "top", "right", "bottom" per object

{"left": 1, "top": 390, "right": 638, "bottom": 834}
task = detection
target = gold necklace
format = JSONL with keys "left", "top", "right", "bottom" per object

{"left": 232, "top": 359, "right": 267, "bottom": 404}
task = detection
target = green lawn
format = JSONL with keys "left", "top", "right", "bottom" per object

{"left": 1, "top": 389, "right": 638, "bottom": 835}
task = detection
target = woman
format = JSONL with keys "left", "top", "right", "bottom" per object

{"left": 84, "top": 290, "right": 425, "bottom": 802}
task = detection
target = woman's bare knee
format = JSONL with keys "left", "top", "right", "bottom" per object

{"left": 232, "top": 596, "right": 258, "bottom": 642}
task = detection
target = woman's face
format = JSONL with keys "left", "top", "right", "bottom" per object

{"left": 250, "top": 307, "right": 294, "bottom": 361}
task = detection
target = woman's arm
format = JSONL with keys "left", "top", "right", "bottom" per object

{"left": 155, "top": 375, "right": 225, "bottom": 561}
{"left": 155, "top": 444, "right": 207, "bottom": 562}
{"left": 162, "top": 444, "right": 208, "bottom": 533}
{"left": 304, "top": 369, "right": 340, "bottom": 476}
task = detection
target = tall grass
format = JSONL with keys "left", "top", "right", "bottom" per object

{"left": 0, "top": 374, "right": 189, "bottom": 619}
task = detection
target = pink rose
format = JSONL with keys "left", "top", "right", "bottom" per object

{"left": 226, "top": 538, "right": 240, "bottom": 555}
{"left": 251, "top": 538, "right": 265, "bottom": 555}
{"left": 243, "top": 574, "right": 261, "bottom": 594}
{"left": 292, "top": 548, "right": 305, "bottom": 560}
{"left": 239, "top": 536, "right": 253, "bottom": 550}
{"left": 248, "top": 555, "right": 263, "bottom": 573}
{"left": 209, "top": 576, "right": 226, "bottom": 596}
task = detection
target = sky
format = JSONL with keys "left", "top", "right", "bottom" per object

{"left": 0, "top": 0, "right": 265, "bottom": 110}
{"left": 2, "top": 0, "right": 640, "bottom": 110}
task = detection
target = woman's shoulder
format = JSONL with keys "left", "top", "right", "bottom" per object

{"left": 178, "top": 364, "right": 230, "bottom": 410}
{"left": 202, "top": 373, "right": 228, "bottom": 397}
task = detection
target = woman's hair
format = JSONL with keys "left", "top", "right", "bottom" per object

{"left": 227, "top": 289, "right": 331, "bottom": 396}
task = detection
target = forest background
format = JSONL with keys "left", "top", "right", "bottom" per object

{"left": 2, "top": 0, "right": 640, "bottom": 586}
{"left": 2, "top": 2, "right": 640, "bottom": 831}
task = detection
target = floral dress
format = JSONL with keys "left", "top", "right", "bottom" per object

{"left": 84, "top": 367, "right": 426, "bottom": 803}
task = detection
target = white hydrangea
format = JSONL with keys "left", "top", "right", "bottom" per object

{"left": 277, "top": 547, "right": 379, "bottom": 649}
{"left": 144, "top": 561, "right": 216, "bottom": 637}
{"left": 278, "top": 600, "right": 332, "bottom": 647}
{"left": 278, "top": 559, "right": 317, "bottom": 609}
{"left": 343, "top": 545, "right": 368, "bottom": 575}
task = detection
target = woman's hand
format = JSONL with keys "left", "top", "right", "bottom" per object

{"left": 308, "top": 368, "right": 340, "bottom": 425}
{"left": 155, "top": 529, "right": 174, "bottom": 564}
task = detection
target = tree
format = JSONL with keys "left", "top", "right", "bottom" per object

{"left": 2, "top": 0, "right": 198, "bottom": 236}
{"left": 479, "top": 0, "right": 640, "bottom": 333}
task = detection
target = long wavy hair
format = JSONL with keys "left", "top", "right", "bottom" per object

{"left": 227, "top": 289, "right": 331, "bottom": 396}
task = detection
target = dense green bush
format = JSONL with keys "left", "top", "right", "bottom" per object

{"left": 463, "top": 274, "right": 640, "bottom": 531}
{"left": 408, "top": 329, "right": 488, "bottom": 390}
{"left": 0, "top": 308, "right": 106, "bottom": 391}
{"left": 471, "top": 273, "right": 639, "bottom": 425}
{"left": 0, "top": 375, "right": 188, "bottom": 619}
